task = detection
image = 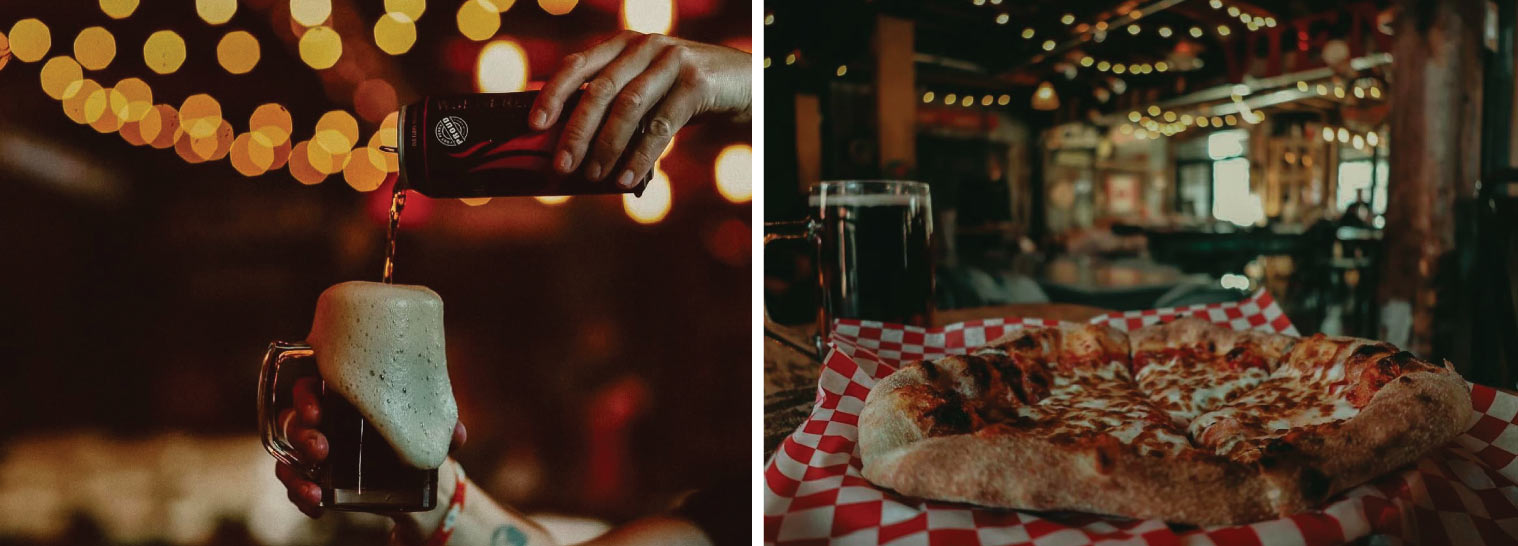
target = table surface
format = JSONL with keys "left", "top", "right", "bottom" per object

{"left": 763, "top": 303, "right": 1110, "bottom": 456}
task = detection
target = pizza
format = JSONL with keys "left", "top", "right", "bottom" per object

{"left": 857, "top": 318, "right": 1474, "bottom": 525}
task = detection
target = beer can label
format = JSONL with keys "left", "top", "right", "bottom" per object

{"left": 398, "top": 91, "right": 651, "bottom": 198}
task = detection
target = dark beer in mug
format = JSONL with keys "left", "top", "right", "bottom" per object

{"left": 812, "top": 181, "right": 935, "bottom": 342}
{"left": 320, "top": 387, "right": 438, "bottom": 512}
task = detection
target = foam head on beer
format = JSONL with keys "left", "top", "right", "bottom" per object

{"left": 307, "top": 281, "right": 457, "bottom": 470}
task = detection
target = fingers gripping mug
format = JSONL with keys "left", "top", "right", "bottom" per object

{"left": 259, "top": 281, "right": 458, "bottom": 512}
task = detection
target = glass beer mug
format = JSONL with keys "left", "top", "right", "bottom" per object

{"left": 258, "top": 341, "right": 438, "bottom": 512}
{"left": 766, "top": 180, "right": 936, "bottom": 355}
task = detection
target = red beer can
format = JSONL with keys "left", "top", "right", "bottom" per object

{"left": 395, "top": 90, "right": 651, "bottom": 198}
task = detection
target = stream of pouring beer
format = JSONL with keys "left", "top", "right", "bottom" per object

{"left": 382, "top": 188, "right": 406, "bottom": 284}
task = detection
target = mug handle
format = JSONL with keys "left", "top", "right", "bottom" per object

{"left": 763, "top": 219, "right": 826, "bottom": 356}
{"left": 259, "top": 341, "right": 319, "bottom": 480}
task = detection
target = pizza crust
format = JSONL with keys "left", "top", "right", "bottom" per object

{"left": 857, "top": 322, "right": 1476, "bottom": 526}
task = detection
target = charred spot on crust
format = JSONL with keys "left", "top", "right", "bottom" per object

{"left": 915, "top": 360, "right": 939, "bottom": 380}
{"left": 1011, "top": 334, "right": 1040, "bottom": 351}
{"left": 1093, "top": 448, "right": 1114, "bottom": 473}
{"left": 1416, "top": 393, "right": 1436, "bottom": 405}
{"left": 1298, "top": 467, "right": 1332, "bottom": 501}
{"left": 1351, "top": 343, "right": 1395, "bottom": 360}
{"left": 1399, "top": 375, "right": 1414, "bottom": 384}
{"left": 926, "top": 391, "right": 973, "bottom": 435}
{"left": 963, "top": 356, "right": 993, "bottom": 393}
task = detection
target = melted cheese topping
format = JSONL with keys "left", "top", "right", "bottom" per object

{"left": 1189, "top": 366, "right": 1360, "bottom": 461}
{"left": 1134, "top": 352, "right": 1270, "bottom": 426}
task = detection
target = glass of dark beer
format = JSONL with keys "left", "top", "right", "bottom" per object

{"left": 258, "top": 342, "right": 438, "bottom": 512}
{"left": 767, "top": 180, "right": 935, "bottom": 354}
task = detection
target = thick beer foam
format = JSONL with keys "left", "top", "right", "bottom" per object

{"left": 308, "top": 281, "right": 456, "bottom": 470}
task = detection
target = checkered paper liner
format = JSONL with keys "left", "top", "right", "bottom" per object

{"left": 764, "top": 290, "right": 1518, "bottom": 545}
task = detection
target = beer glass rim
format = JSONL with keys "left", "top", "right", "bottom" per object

{"left": 811, "top": 179, "right": 929, "bottom": 195}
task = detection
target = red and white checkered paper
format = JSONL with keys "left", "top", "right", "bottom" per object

{"left": 764, "top": 290, "right": 1518, "bottom": 545}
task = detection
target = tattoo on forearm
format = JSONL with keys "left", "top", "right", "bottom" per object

{"left": 491, "top": 525, "right": 528, "bottom": 546}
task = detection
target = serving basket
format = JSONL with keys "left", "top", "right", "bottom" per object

{"left": 763, "top": 291, "right": 1518, "bottom": 545}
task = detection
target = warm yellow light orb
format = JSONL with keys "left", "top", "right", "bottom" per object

{"left": 143, "top": 30, "right": 187, "bottom": 74}
{"left": 476, "top": 39, "right": 528, "bottom": 92}
{"left": 61, "top": 79, "right": 101, "bottom": 124}
{"left": 230, "top": 133, "right": 269, "bottom": 177}
{"left": 385, "top": 0, "right": 427, "bottom": 19}
{"left": 9, "top": 19, "right": 50, "bottom": 63}
{"left": 197, "top": 0, "right": 238, "bottom": 25}
{"left": 539, "top": 0, "right": 576, "bottom": 15}
{"left": 315, "top": 110, "right": 360, "bottom": 149}
{"left": 714, "top": 144, "right": 751, "bottom": 203}
{"left": 623, "top": 168, "right": 672, "bottom": 224}
{"left": 39, "top": 56, "right": 83, "bottom": 100}
{"left": 306, "top": 139, "right": 349, "bottom": 175}
{"left": 622, "top": 0, "right": 673, "bottom": 34}
{"left": 217, "top": 31, "right": 260, "bottom": 74}
{"left": 100, "top": 0, "right": 139, "bottom": 18}
{"left": 250, "top": 103, "right": 294, "bottom": 146}
{"left": 374, "top": 12, "right": 417, "bottom": 55}
{"left": 535, "top": 195, "right": 570, "bottom": 205}
{"left": 108, "top": 77, "right": 152, "bottom": 121}
{"left": 180, "top": 94, "right": 223, "bottom": 139}
{"left": 290, "top": 0, "right": 333, "bottom": 26}
{"left": 73, "top": 27, "right": 116, "bottom": 71}
{"left": 344, "top": 147, "right": 388, "bottom": 191}
{"left": 457, "top": 0, "right": 501, "bottom": 41}
{"left": 82, "top": 86, "right": 112, "bottom": 125}
{"left": 147, "top": 105, "right": 180, "bottom": 148}
{"left": 299, "top": 25, "right": 343, "bottom": 69}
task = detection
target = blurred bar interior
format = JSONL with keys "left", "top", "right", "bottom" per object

{"left": 0, "top": 0, "right": 749, "bottom": 544}
{"left": 764, "top": 0, "right": 1518, "bottom": 386}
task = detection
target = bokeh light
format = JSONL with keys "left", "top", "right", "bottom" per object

{"left": 108, "top": 77, "right": 152, "bottom": 121}
{"left": 623, "top": 168, "right": 671, "bottom": 224}
{"left": 268, "top": 140, "right": 293, "bottom": 170}
{"left": 82, "top": 86, "right": 111, "bottom": 124}
{"left": 315, "top": 110, "right": 360, "bottom": 150}
{"left": 147, "top": 105, "right": 180, "bottom": 148}
{"left": 197, "top": 0, "right": 238, "bottom": 25}
{"left": 354, "top": 79, "right": 398, "bottom": 122}
{"left": 714, "top": 144, "right": 751, "bottom": 203}
{"left": 374, "top": 12, "right": 417, "bottom": 55}
{"left": 535, "top": 195, "right": 570, "bottom": 205}
{"left": 343, "top": 148, "right": 388, "bottom": 191}
{"left": 60, "top": 79, "right": 101, "bottom": 124}
{"left": 460, "top": 197, "right": 492, "bottom": 206}
{"left": 386, "top": 0, "right": 427, "bottom": 20}
{"left": 298, "top": 139, "right": 342, "bottom": 177}
{"left": 290, "top": 0, "right": 332, "bottom": 26}
{"left": 100, "top": 0, "right": 138, "bottom": 19}
{"left": 190, "top": 120, "right": 234, "bottom": 160}
{"left": 217, "top": 31, "right": 260, "bottom": 74}
{"left": 0, "top": 31, "right": 10, "bottom": 72}
{"left": 39, "top": 56, "right": 83, "bottom": 100}
{"left": 539, "top": 0, "right": 576, "bottom": 15}
{"left": 175, "top": 130, "right": 207, "bottom": 163}
{"left": 457, "top": 0, "right": 502, "bottom": 41}
{"left": 10, "top": 19, "right": 52, "bottom": 63}
{"left": 249, "top": 103, "right": 293, "bottom": 146}
{"left": 366, "top": 112, "right": 400, "bottom": 172}
{"left": 121, "top": 106, "right": 161, "bottom": 145}
{"left": 476, "top": 39, "right": 528, "bottom": 92}
{"left": 229, "top": 133, "right": 268, "bottom": 176}
{"left": 179, "top": 94, "right": 223, "bottom": 139}
{"left": 73, "top": 27, "right": 116, "bottom": 71}
{"left": 299, "top": 26, "right": 342, "bottom": 69}
{"left": 483, "top": 0, "right": 515, "bottom": 12}
{"left": 119, "top": 114, "right": 151, "bottom": 145}
{"left": 143, "top": 30, "right": 186, "bottom": 74}
{"left": 623, "top": 0, "right": 673, "bottom": 34}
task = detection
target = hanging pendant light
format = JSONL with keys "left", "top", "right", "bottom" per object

{"left": 1031, "top": 81, "right": 1060, "bottom": 111}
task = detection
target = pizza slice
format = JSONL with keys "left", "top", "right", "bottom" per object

{"left": 859, "top": 324, "right": 1299, "bottom": 525}
{"left": 1128, "top": 318, "right": 1297, "bottom": 426}
{"left": 1189, "top": 334, "right": 1474, "bottom": 500}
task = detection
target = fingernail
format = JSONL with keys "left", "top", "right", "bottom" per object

{"left": 617, "top": 170, "right": 636, "bottom": 189}
{"left": 586, "top": 162, "right": 603, "bottom": 181}
{"left": 556, "top": 150, "right": 572, "bottom": 172}
{"left": 530, "top": 109, "right": 547, "bottom": 128}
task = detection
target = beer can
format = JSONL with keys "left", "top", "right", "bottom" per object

{"left": 396, "top": 91, "right": 651, "bottom": 198}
